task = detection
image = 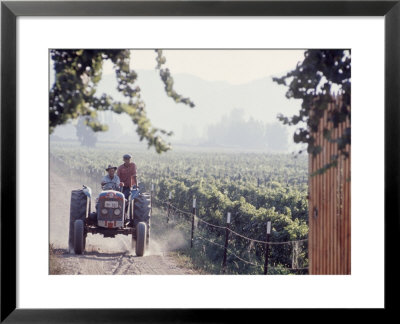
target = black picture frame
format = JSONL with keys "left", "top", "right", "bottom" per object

{"left": 1, "top": 0, "right": 398, "bottom": 321}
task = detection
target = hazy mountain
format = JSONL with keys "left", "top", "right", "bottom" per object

{"left": 51, "top": 69, "right": 303, "bottom": 152}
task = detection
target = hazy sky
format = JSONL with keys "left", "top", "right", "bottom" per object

{"left": 50, "top": 49, "right": 305, "bottom": 88}
{"left": 101, "top": 49, "right": 305, "bottom": 84}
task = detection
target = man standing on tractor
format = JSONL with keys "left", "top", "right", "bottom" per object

{"left": 117, "top": 154, "right": 137, "bottom": 200}
{"left": 101, "top": 165, "right": 123, "bottom": 190}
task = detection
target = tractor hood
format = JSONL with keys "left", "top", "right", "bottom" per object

{"left": 98, "top": 190, "right": 125, "bottom": 200}
{"left": 97, "top": 190, "right": 125, "bottom": 228}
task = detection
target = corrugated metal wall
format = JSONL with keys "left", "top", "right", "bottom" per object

{"left": 309, "top": 97, "right": 351, "bottom": 275}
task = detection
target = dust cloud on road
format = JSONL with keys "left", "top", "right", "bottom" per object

{"left": 49, "top": 163, "right": 196, "bottom": 275}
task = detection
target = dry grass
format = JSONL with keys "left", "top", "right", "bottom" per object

{"left": 168, "top": 251, "right": 210, "bottom": 274}
{"left": 49, "top": 243, "right": 65, "bottom": 275}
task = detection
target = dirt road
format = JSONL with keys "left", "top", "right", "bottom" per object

{"left": 49, "top": 164, "right": 196, "bottom": 275}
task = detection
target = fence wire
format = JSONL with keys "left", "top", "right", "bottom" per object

{"left": 153, "top": 196, "right": 309, "bottom": 273}
{"left": 195, "top": 233, "right": 261, "bottom": 267}
{"left": 153, "top": 197, "right": 308, "bottom": 246}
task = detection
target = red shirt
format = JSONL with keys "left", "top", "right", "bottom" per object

{"left": 117, "top": 162, "right": 137, "bottom": 187}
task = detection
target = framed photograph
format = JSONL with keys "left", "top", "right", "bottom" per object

{"left": 1, "top": 0, "right": 397, "bottom": 321}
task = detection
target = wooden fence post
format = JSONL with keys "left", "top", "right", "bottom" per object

{"left": 191, "top": 198, "right": 196, "bottom": 248}
{"left": 221, "top": 212, "right": 231, "bottom": 274}
{"left": 264, "top": 221, "right": 271, "bottom": 275}
{"left": 167, "top": 191, "right": 171, "bottom": 223}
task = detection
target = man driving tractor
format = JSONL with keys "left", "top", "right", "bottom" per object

{"left": 101, "top": 165, "right": 123, "bottom": 190}
{"left": 117, "top": 154, "right": 137, "bottom": 200}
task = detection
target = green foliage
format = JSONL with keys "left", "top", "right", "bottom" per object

{"left": 273, "top": 49, "right": 351, "bottom": 173}
{"left": 155, "top": 50, "right": 195, "bottom": 107}
{"left": 49, "top": 49, "right": 194, "bottom": 153}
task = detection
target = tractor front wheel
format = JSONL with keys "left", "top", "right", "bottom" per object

{"left": 74, "top": 219, "right": 85, "bottom": 255}
{"left": 69, "top": 189, "right": 89, "bottom": 253}
{"left": 135, "top": 222, "right": 147, "bottom": 257}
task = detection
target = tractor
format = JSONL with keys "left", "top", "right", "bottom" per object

{"left": 68, "top": 182, "right": 151, "bottom": 256}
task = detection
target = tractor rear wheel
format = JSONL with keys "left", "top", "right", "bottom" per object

{"left": 69, "top": 189, "right": 89, "bottom": 253}
{"left": 74, "top": 219, "right": 85, "bottom": 255}
{"left": 133, "top": 193, "right": 151, "bottom": 224}
{"left": 135, "top": 222, "right": 147, "bottom": 257}
{"left": 134, "top": 193, "right": 151, "bottom": 248}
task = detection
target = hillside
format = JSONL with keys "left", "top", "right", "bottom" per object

{"left": 51, "top": 69, "right": 302, "bottom": 151}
